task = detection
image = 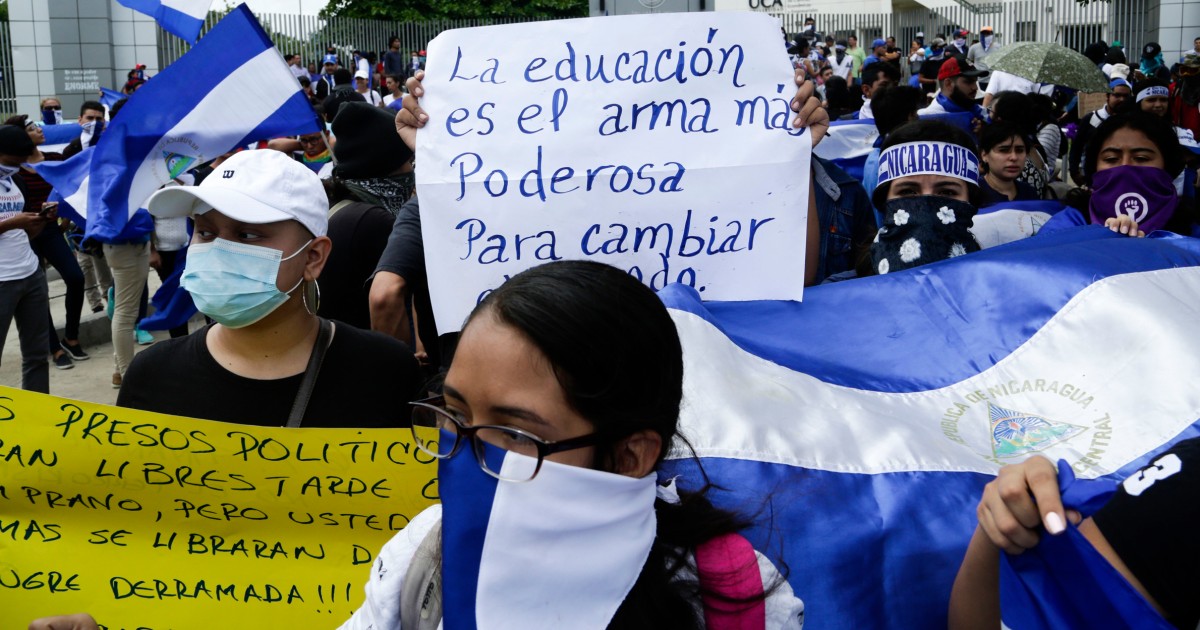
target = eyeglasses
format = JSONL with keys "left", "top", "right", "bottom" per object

{"left": 409, "top": 395, "right": 602, "bottom": 482}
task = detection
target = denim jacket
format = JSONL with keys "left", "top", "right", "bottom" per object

{"left": 813, "top": 157, "right": 877, "bottom": 282}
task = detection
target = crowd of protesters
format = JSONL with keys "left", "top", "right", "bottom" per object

{"left": 9, "top": 23, "right": 1200, "bottom": 630}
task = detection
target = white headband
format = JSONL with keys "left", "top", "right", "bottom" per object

{"left": 1136, "top": 85, "right": 1169, "bottom": 102}
{"left": 878, "top": 141, "right": 980, "bottom": 187}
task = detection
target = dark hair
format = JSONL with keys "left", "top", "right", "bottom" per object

{"left": 298, "top": 75, "right": 311, "bottom": 88}
{"left": 333, "top": 67, "right": 353, "bottom": 86}
{"left": 1026, "top": 93, "right": 1059, "bottom": 125}
{"left": 871, "top": 85, "right": 924, "bottom": 137}
{"left": 823, "top": 76, "right": 852, "bottom": 107}
{"left": 861, "top": 61, "right": 900, "bottom": 88}
{"left": 871, "top": 119, "right": 982, "bottom": 211}
{"left": 1133, "top": 77, "right": 1171, "bottom": 115}
{"left": 1083, "top": 111, "right": 1185, "bottom": 182}
{"left": 990, "top": 91, "right": 1037, "bottom": 137}
{"left": 3, "top": 114, "right": 27, "bottom": 127}
{"left": 109, "top": 98, "right": 128, "bottom": 120}
{"left": 1105, "top": 47, "right": 1126, "bottom": 65}
{"left": 466, "top": 261, "right": 778, "bottom": 629}
{"left": 79, "top": 100, "right": 104, "bottom": 117}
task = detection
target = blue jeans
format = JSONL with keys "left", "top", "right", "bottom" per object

{"left": 0, "top": 267, "right": 50, "bottom": 392}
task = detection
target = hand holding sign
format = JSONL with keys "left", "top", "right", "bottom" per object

{"left": 415, "top": 12, "right": 814, "bottom": 332}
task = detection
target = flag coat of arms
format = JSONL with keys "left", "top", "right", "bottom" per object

{"left": 659, "top": 227, "right": 1200, "bottom": 628}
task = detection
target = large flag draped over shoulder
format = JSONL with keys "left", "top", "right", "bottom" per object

{"left": 658, "top": 227, "right": 1200, "bottom": 628}
{"left": 83, "top": 4, "right": 319, "bottom": 242}
{"left": 118, "top": 0, "right": 212, "bottom": 43}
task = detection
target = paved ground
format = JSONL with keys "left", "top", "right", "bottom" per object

{"left": 0, "top": 267, "right": 188, "bottom": 405}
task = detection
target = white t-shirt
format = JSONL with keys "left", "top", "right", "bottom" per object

{"left": 985, "top": 70, "right": 1054, "bottom": 97}
{"left": 383, "top": 93, "right": 399, "bottom": 107}
{"left": 829, "top": 52, "right": 854, "bottom": 80}
{"left": 0, "top": 175, "right": 36, "bottom": 282}
{"left": 360, "top": 89, "right": 383, "bottom": 106}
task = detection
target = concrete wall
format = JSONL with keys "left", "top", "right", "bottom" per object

{"left": 8, "top": 0, "right": 159, "bottom": 120}
{"left": 1145, "top": 0, "right": 1199, "bottom": 66}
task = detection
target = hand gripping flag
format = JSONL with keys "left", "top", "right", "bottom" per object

{"left": 658, "top": 227, "right": 1200, "bottom": 629}
{"left": 82, "top": 4, "right": 319, "bottom": 242}
{"left": 117, "top": 0, "right": 213, "bottom": 44}
{"left": 999, "top": 461, "right": 1174, "bottom": 629}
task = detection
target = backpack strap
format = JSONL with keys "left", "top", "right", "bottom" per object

{"left": 400, "top": 521, "right": 443, "bottom": 630}
{"left": 695, "top": 533, "right": 767, "bottom": 630}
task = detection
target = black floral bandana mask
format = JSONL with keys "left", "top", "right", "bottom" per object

{"left": 871, "top": 196, "right": 981, "bottom": 275}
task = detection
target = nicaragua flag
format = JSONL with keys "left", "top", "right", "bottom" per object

{"left": 658, "top": 226, "right": 1200, "bottom": 629}
{"left": 100, "top": 87, "right": 124, "bottom": 111}
{"left": 971, "top": 200, "right": 1068, "bottom": 249}
{"left": 36, "top": 147, "right": 95, "bottom": 226}
{"left": 117, "top": 0, "right": 212, "bottom": 44}
{"left": 83, "top": 4, "right": 319, "bottom": 242}
{"left": 998, "top": 461, "right": 1173, "bottom": 629}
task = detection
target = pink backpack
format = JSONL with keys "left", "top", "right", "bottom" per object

{"left": 695, "top": 533, "right": 768, "bottom": 629}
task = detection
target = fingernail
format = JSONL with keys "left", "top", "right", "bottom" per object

{"left": 1045, "top": 512, "right": 1065, "bottom": 534}
{"left": 419, "top": 114, "right": 428, "bottom": 122}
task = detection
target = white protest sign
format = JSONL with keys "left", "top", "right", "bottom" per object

{"left": 417, "top": 12, "right": 811, "bottom": 331}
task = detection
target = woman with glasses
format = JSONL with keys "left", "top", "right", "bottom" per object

{"left": 340, "top": 260, "right": 805, "bottom": 629}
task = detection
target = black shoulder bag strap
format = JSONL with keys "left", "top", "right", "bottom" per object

{"left": 286, "top": 318, "right": 333, "bottom": 428}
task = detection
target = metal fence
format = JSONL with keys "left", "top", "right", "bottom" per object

{"left": 158, "top": 12, "right": 551, "bottom": 71}
{"left": 774, "top": 0, "right": 1144, "bottom": 63}
{"left": 0, "top": 21, "right": 15, "bottom": 117}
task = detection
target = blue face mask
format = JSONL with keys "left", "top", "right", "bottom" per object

{"left": 181, "top": 238, "right": 311, "bottom": 328}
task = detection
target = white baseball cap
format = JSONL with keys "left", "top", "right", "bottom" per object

{"left": 354, "top": 69, "right": 369, "bottom": 80}
{"left": 146, "top": 148, "right": 328, "bottom": 237}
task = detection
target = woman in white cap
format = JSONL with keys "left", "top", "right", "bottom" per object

{"left": 115, "top": 148, "right": 422, "bottom": 428}
{"left": 355, "top": 68, "right": 383, "bottom": 106}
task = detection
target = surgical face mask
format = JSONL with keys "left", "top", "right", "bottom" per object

{"left": 438, "top": 433, "right": 656, "bottom": 629}
{"left": 955, "top": 38, "right": 967, "bottom": 48}
{"left": 872, "top": 195, "right": 981, "bottom": 275}
{"left": 181, "top": 238, "right": 311, "bottom": 328}
{"left": 1088, "top": 165, "right": 1179, "bottom": 233}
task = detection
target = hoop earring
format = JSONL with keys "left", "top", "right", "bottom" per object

{"left": 302, "top": 279, "right": 321, "bottom": 316}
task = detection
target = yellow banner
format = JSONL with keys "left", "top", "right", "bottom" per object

{"left": 0, "top": 386, "right": 438, "bottom": 628}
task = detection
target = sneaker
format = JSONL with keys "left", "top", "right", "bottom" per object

{"left": 112, "top": 372, "right": 122, "bottom": 389}
{"left": 135, "top": 328, "right": 154, "bottom": 345}
{"left": 61, "top": 341, "right": 90, "bottom": 361}
{"left": 53, "top": 352, "right": 74, "bottom": 370}
{"left": 106, "top": 286, "right": 115, "bottom": 320}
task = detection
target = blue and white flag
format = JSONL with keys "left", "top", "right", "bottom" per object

{"left": 37, "top": 147, "right": 94, "bottom": 226}
{"left": 83, "top": 4, "right": 319, "bottom": 242}
{"left": 659, "top": 227, "right": 1200, "bottom": 628}
{"left": 999, "top": 461, "right": 1173, "bottom": 629}
{"left": 117, "top": 0, "right": 212, "bottom": 43}
{"left": 100, "top": 87, "right": 124, "bottom": 111}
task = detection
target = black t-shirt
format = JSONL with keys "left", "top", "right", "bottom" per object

{"left": 1093, "top": 437, "right": 1200, "bottom": 629}
{"left": 918, "top": 58, "right": 945, "bottom": 93}
{"left": 117, "top": 322, "right": 421, "bottom": 428}
{"left": 374, "top": 196, "right": 458, "bottom": 372}
{"left": 320, "top": 201, "right": 394, "bottom": 330}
